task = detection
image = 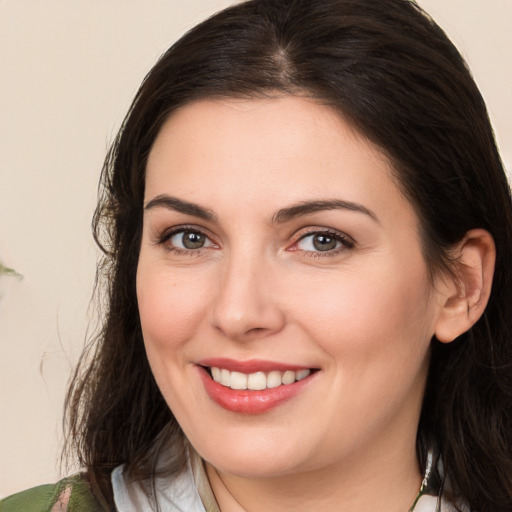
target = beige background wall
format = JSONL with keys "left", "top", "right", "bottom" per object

{"left": 0, "top": 0, "right": 510, "bottom": 497}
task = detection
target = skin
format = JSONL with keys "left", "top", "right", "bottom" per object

{"left": 136, "top": 96, "right": 464, "bottom": 511}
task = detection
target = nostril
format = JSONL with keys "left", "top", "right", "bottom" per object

{"left": 247, "top": 327, "right": 265, "bottom": 334}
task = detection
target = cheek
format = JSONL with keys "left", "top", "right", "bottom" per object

{"left": 136, "top": 263, "right": 214, "bottom": 415}
{"left": 136, "top": 264, "right": 211, "bottom": 353}
{"left": 293, "top": 264, "right": 434, "bottom": 366}
{"left": 296, "top": 266, "right": 433, "bottom": 432}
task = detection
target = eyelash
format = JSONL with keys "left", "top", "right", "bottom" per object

{"left": 155, "top": 226, "right": 355, "bottom": 257}
{"left": 292, "top": 229, "right": 355, "bottom": 258}
{"left": 155, "top": 225, "right": 216, "bottom": 256}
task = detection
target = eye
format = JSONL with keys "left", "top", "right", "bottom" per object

{"left": 166, "top": 229, "right": 216, "bottom": 250}
{"left": 294, "top": 230, "right": 354, "bottom": 254}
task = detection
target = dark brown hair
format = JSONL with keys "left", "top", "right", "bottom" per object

{"left": 65, "top": 0, "right": 512, "bottom": 509}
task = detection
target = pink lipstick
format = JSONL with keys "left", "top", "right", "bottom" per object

{"left": 197, "top": 358, "right": 317, "bottom": 414}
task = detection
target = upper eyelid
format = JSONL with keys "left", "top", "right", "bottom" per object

{"left": 285, "top": 228, "right": 355, "bottom": 258}
{"left": 292, "top": 226, "right": 355, "bottom": 244}
{"left": 154, "top": 224, "right": 216, "bottom": 244}
{"left": 161, "top": 224, "right": 210, "bottom": 235}
{"left": 153, "top": 224, "right": 354, "bottom": 249}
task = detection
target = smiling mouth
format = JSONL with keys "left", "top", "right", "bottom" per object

{"left": 198, "top": 362, "right": 319, "bottom": 414}
{"left": 205, "top": 367, "right": 314, "bottom": 391}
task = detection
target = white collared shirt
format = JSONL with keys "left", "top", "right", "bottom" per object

{"left": 112, "top": 462, "right": 205, "bottom": 512}
{"left": 112, "top": 463, "right": 462, "bottom": 512}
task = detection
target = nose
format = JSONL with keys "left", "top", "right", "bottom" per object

{"left": 209, "top": 251, "right": 285, "bottom": 342}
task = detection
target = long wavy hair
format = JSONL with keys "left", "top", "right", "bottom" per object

{"left": 64, "top": 0, "right": 512, "bottom": 510}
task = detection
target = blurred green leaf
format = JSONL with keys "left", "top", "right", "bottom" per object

{"left": 0, "top": 261, "right": 23, "bottom": 279}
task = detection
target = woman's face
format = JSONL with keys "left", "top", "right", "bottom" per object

{"left": 137, "top": 96, "right": 446, "bottom": 478}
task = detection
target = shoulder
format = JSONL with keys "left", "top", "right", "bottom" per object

{"left": 0, "top": 474, "right": 108, "bottom": 512}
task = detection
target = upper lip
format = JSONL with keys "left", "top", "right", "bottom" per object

{"left": 197, "top": 358, "right": 315, "bottom": 374}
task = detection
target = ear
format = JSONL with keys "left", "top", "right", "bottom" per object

{"left": 434, "top": 229, "right": 496, "bottom": 344}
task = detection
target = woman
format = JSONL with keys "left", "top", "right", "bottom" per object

{"left": 2, "top": 0, "right": 511, "bottom": 510}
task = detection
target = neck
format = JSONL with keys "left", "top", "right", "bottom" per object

{"left": 205, "top": 439, "right": 423, "bottom": 512}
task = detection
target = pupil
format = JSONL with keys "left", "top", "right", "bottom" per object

{"left": 313, "top": 234, "right": 337, "bottom": 251}
{"left": 183, "top": 232, "right": 205, "bottom": 249}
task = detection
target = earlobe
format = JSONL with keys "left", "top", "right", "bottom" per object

{"left": 434, "top": 229, "right": 496, "bottom": 344}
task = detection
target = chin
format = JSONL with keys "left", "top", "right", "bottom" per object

{"left": 192, "top": 436, "right": 292, "bottom": 477}
{"left": 207, "top": 455, "right": 299, "bottom": 479}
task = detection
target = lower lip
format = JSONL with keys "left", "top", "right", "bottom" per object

{"left": 198, "top": 367, "right": 315, "bottom": 414}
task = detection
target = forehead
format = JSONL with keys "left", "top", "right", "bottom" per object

{"left": 145, "top": 96, "right": 413, "bottom": 226}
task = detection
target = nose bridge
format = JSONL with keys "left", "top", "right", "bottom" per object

{"left": 210, "top": 243, "right": 284, "bottom": 341}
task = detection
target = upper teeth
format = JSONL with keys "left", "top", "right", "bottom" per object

{"left": 210, "top": 367, "right": 311, "bottom": 390}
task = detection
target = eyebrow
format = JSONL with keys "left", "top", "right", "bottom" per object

{"left": 272, "top": 199, "right": 380, "bottom": 224}
{"left": 144, "top": 195, "right": 217, "bottom": 221}
{"left": 144, "top": 194, "right": 379, "bottom": 225}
